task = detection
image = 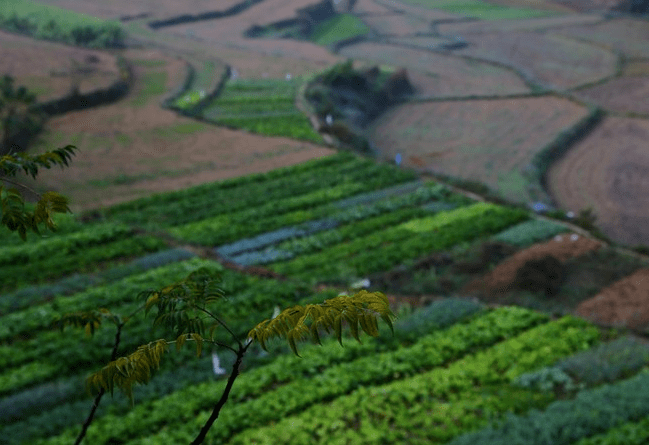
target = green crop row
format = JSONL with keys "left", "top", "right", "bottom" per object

{"left": 202, "top": 98, "right": 296, "bottom": 116}
{"left": 210, "top": 113, "right": 323, "bottom": 143}
{"left": 273, "top": 202, "right": 529, "bottom": 283}
{"left": 100, "top": 152, "right": 361, "bottom": 227}
{"left": 575, "top": 411, "right": 649, "bottom": 445}
{"left": 0, "top": 258, "right": 225, "bottom": 343}
{"left": 0, "top": 0, "right": 125, "bottom": 48}
{"left": 228, "top": 315, "right": 602, "bottom": 444}
{"left": 449, "top": 366, "right": 649, "bottom": 445}
{"left": 169, "top": 163, "right": 417, "bottom": 245}
{"left": 2, "top": 297, "right": 482, "bottom": 443}
{"left": 34, "top": 306, "right": 548, "bottom": 445}
{"left": 490, "top": 218, "right": 570, "bottom": 246}
{"left": 0, "top": 233, "right": 166, "bottom": 293}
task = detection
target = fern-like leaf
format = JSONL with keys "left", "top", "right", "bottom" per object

{"left": 86, "top": 339, "right": 168, "bottom": 403}
{"left": 247, "top": 291, "right": 395, "bottom": 356}
{"left": 52, "top": 309, "right": 118, "bottom": 337}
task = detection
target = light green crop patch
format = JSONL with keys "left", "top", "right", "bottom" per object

{"left": 399, "top": 202, "right": 499, "bottom": 232}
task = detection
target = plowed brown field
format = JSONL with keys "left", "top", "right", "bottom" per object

{"left": 437, "top": 13, "right": 603, "bottom": 34}
{"left": 360, "top": 13, "right": 434, "bottom": 36}
{"left": 456, "top": 31, "right": 617, "bottom": 89}
{"left": 369, "top": 96, "right": 589, "bottom": 203}
{"left": 339, "top": 42, "right": 530, "bottom": 97}
{"left": 574, "top": 76, "right": 649, "bottom": 115}
{"left": 25, "top": 48, "right": 333, "bottom": 211}
{"left": 0, "top": 30, "right": 119, "bottom": 101}
{"left": 547, "top": 117, "right": 649, "bottom": 247}
{"left": 557, "top": 17, "right": 649, "bottom": 58}
{"left": 575, "top": 268, "right": 649, "bottom": 331}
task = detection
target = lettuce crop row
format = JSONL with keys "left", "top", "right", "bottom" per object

{"left": 210, "top": 113, "right": 323, "bottom": 143}
{"left": 273, "top": 202, "right": 528, "bottom": 283}
{"left": 219, "top": 181, "right": 457, "bottom": 261}
{"left": 34, "top": 306, "right": 548, "bottom": 445}
{"left": 228, "top": 315, "right": 602, "bottom": 444}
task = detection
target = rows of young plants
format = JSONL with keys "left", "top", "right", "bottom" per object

{"left": 271, "top": 201, "right": 529, "bottom": 284}
{"left": 0, "top": 297, "right": 479, "bottom": 445}
{"left": 0, "top": 0, "right": 125, "bottom": 48}
{"left": 226, "top": 315, "right": 606, "bottom": 444}
{"left": 168, "top": 160, "right": 418, "bottom": 246}
{"left": 0, "top": 223, "right": 167, "bottom": 293}
{"left": 199, "top": 77, "right": 323, "bottom": 143}
{"left": 101, "top": 152, "right": 367, "bottom": 228}
{"left": 31, "top": 304, "right": 553, "bottom": 445}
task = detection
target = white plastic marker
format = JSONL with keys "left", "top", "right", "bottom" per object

{"left": 395, "top": 153, "right": 402, "bottom": 166}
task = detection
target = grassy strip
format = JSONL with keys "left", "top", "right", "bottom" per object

{"left": 211, "top": 113, "right": 323, "bottom": 143}
{"left": 394, "top": 0, "right": 556, "bottom": 20}
{"left": 273, "top": 202, "right": 528, "bottom": 283}
{"left": 34, "top": 306, "right": 547, "bottom": 444}
{"left": 0, "top": 0, "right": 125, "bottom": 48}
{"left": 310, "top": 14, "right": 370, "bottom": 46}
{"left": 490, "top": 218, "right": 570, "bottom": 246}
{"left": 99, "top": 152, "right": 356, "bottom": 227}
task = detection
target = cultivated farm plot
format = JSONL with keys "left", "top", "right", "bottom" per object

{"left": 573, "top": 75, "right": 649, "bottom": 116}
{"left": 455, "top": 31, "right": 618, "bottom": 90}
{"left": 0, "top": 31, "right": 120, "bottom": 101}
{"left": 556, "top": 17, "right": 649, "bottom": 59}
{"left": 369, "top": 96, "right": 590, "bottom": 203}
{"left": 25, "top": 0, "right": 244, "bottom": 21}
{"left": 436, "top": 13, "right": 602, "bottom": 34}
{"left": 386, "top": 35, "right": 454, "bottom": 51}
{"left": 390, "top": 0, "right": 558, "bottom": 20}
{"left": 339, "top": 42, "right": 531, "bottom": 97}
{"left": 546, "top": 117, "right": 649, "bottom": 247}
{"left": 359, "top": 12, "right": 435, "bottom": 36}
{"left": 24, "top": 48, "right": 332, "bottom": 211}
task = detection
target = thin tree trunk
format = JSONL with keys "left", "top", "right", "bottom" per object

{"left": 190, "top": 345, "right": 247, "bottom": 445}
{"left": 74, "top": 323, "right": 123, "bottom": 445}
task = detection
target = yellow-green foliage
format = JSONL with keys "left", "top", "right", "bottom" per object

{"left": 248, "top": 290, "right": 395, "bottom": 356}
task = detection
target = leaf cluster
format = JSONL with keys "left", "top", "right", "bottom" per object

{"left": 0, "top": 145, "right": 77, "bottom": 240}
{"left": 52, "top": 308, "right": 120, "bottom": 337}
{"left": 141, "top": 267, "right": 226, "bottom": 337}
{"left": 248, "top": 290, "right": 395, "bottom": 356}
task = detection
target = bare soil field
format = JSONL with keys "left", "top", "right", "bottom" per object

{"left": 546, "top": 117, "right": 649, "bottom": 247}
{"left": 455, "top": 31, "right": 618, "bottom": 89}
{"left": 481, "top": 0, "right": 578, "bottom": 12}
{"left": 375, "top": 0, "right": 464, "bottom": 20}
{"left": 31, "top": 0, "right": 244, "bottom": 21}
{"left": 0, "top": 30, "right": 119, "bottom": 101}
{"left": 556, "top": 17, "right": 649, "bottom": 58}
{"left": 369, "top": 96, "right": 589, "bottom": 203}
{"left": 575, "top": 268, "right": 649, "bottom": 331}
{"left": 25, "top": 48, "right": 333, "bottom": 211}
{"left": 386, "top": 35, "right": 455, "bottom": 51}
{"left": 339, "top": 42, "right": 531, "bottom": 96}
{"left": 360, "top": 12, "right": 436, "bottom": 36}
{"left": 574, "top": 76, "right": 649, "bottom": 115}
{"left": 436, "top": 12, "right": 603, "bottom": 34}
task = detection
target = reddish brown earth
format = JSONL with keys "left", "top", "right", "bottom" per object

{"left": 461, "top": 233, "right": 603, "bottom": 297}
{"left": 436, "top": 12, "right": 603, "bottom": 34}
{"left": 0, "top": 30, "right": 119, "bottom": 101}
{"left": 574, "top": 76, "right": 649, "bottom": 116}
{"left": 339, "top": 42, "right": 530, "bottom": 97}
{"left": 360, "top": 13, "right": 435, "bottom": 36}
{"left": 26, "top": 48, "right": 334, "bottom": 211}
{"left": 575, "top": 268, "right": 649, "bottom": 330}
{"left": 369, "top": 96, "right": 588, "bottom": 203}
{"left": 455, "top": 31, "right": 617, "bottom": 89}
{"left": 546, "top": 117, "right": 649, "bottom": 246}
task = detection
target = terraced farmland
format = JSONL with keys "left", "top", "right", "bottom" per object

{"left": 369, "top": 96, "right": 590, "bottom": 203}
{"left": 6, "top": 151, "right": 649, "bottom": 444}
